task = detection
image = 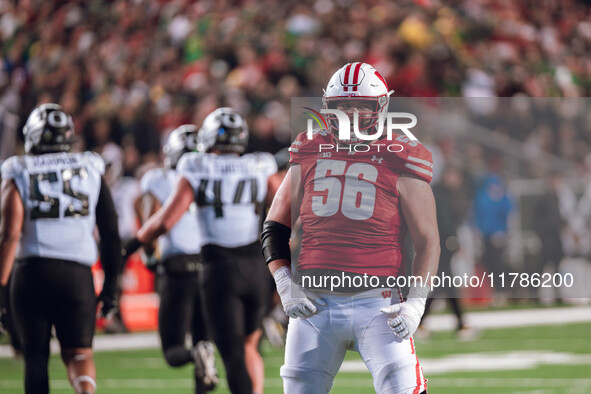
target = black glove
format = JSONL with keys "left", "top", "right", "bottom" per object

{"left": 97, "top": 275, "right": 120, "bottom": 321}
{"left": 97, "top": 290, "right": 119, "bottom": 321}
{"left": 121, "top": 237, "right": 142, "bottom": 262}
{"left": 0, "top": 285, "right": 8, "bottom": 336}
{"left": 143, "top": 252, "right": 159, "bottom": 273}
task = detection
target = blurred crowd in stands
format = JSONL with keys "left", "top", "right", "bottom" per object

{"left": 1, "top": 0, "right": 591, "bottom": 301}
{"left": 2, "top": 0, "right": 591, "bottom": 162}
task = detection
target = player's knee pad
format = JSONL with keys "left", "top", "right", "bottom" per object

{"left": 62, "top": 350, "right": 89, "bottom": 362}
{"left": 372, "top": 356, "right": 421, "bottom": 394}
{"left": 61, "top": 348, "right": 93, "bottom": 368}
{"left": 280, "top": 366, "right": 334, "bottom": 394}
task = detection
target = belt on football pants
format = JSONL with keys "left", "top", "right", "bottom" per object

{"left": 160, "top": 254, "right": 203, "bottom": 275}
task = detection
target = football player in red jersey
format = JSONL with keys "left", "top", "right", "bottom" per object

{"left": 262, "top": 63, "right": 440, "bottom": 394}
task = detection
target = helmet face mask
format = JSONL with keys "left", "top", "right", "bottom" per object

{"left": 23, "top": 103, "right": 75, "bottom": 154}
{"left": 324, "top": 97, "right": 382, "bottom": 143}
{"left": 163, "top": 124, "right": 199, "bottom": 169}
{"left": 197, "top": 107, "right": 248, "bottom": 154}
{"left": 322, "top": 62, "right": 391, "bottom": 145}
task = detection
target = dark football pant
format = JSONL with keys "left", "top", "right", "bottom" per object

{"left": 5, "top": 273, "right": 22, "bottom": 353}
{"left": 10, "top": 258, "right": 96, "bottom": 394}
{"left": 157, "top": 255, "right": 209, "bottom": 367}
{"left": 200, "top": 242, "right": 270, "bottom": 394}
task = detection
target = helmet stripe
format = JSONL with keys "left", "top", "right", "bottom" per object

{"left": 342, "top": 63, "right": 352, "bottom": 92}
{"left": 352, "top": 62, "right": 362, "bottom": 91}
{"left": 374, "top": 70, "right": 389, "bottom": 91}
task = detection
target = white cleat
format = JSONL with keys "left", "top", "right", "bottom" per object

{"left": 192, "top": 341, "right": 219, "bottom": 391}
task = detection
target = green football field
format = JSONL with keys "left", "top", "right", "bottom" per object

{"left": 1, "top": 322, "right": 590, "bottom": 393}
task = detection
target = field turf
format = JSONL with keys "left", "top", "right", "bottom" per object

{"left": 1, "top": 322, "right": 590, "bottom": 393}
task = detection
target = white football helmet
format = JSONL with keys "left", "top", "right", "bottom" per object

{"left": 322, "top": 62, "right": 392, "bottom": 144}
{"left": 197, "top": 107, "right": 248, "bottom": 154}
{"left": 23, "top": 103, "right": 75, "bottom": 154}
{"left": 163, "top": 124, "right": 199, "bottom": 168}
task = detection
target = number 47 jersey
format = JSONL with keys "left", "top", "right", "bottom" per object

{"left": 290, "top": 131, "right": 433, "bottom": 278}
{"left": 178, "top": 152, "right": 277, "bottom": 248}
{"left": 1, "top": 152, "right": 105, "bottom": 266}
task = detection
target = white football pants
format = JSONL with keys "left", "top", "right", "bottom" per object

{"left": 281, "top": 289, "right": 427, "bottom": 394}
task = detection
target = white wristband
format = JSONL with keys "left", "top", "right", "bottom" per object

{"left": 273, "top": 266, "right": 292, "bottom": 297}
{"left": 407, "top": 283, "right": 430, "bottom": 307}
{"left": 273, "top": 266, "right": 291, "bottom": 284}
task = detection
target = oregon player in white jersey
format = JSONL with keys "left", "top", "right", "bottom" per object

{"left": 0, "top": 104, "right": 123, "bottom": 394}
{"left": 126, "top": 108, "right": 277, "bottom": 394}
{"left": 3, "top": 151, "right": 103, "bottom": 263}
{"left": 179, "top": 150, "right": 276, "bottom": 247}
{"left": 135, "top": 124, "right": 218, "bottom": 393}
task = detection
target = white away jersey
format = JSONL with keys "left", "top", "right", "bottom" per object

{"left": 140, "top": 167, "right": 202, "bottom": 258}
{"left": 1, "top": 152, "right": 105, "bottom": 266}
{"left": 178, "top": 152, "right": 277, "bottom": 248}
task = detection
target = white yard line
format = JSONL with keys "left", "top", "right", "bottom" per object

{"left": 423, "top": 305, "right": 591, "bottom": 331}
{"left": 341, "top": 351, "right": 591, "bottom": 375}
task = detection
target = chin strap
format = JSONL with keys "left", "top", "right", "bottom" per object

{"left": 388, "top": 89, "right": 395, "bottom": 97}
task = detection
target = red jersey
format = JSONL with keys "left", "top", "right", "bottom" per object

{"left": 290, "top": 130, "right": 433, "bottom": 277}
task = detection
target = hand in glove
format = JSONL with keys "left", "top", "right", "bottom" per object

{"left": 97, "top": 277, "right": 120, "bottom": 321}
{"left": 121, "top": 237, "right": 142, "bottom": 262}
{"left": 273, "top": 266, "right": 318, "bottom": 319}
{"left": 97, "top": 291, "right": 119, "bottom": 320}
{"left": 381, "top": 284, "right": 430, "bottom": 340}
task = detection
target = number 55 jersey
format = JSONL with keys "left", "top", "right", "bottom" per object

{"left": 290, "top": 131, "right": 433, "bottom": 277}
{"left": 1, "top": 151, "right": 105, "bottom": 266}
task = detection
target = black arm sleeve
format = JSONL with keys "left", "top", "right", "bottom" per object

{"left": 261, "top": 220, "right": 292, "bottom": 265}
{"left": 95, "top": 177, "right": 123, "bottom": 298}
